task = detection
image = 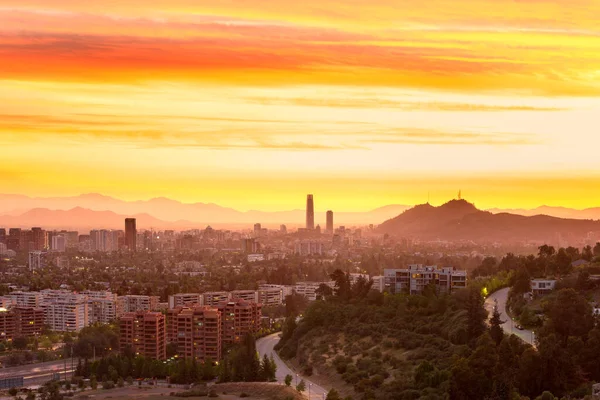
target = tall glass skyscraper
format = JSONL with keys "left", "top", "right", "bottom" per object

{"left": 306, "top": 194, "right": 315, "bottom": 230}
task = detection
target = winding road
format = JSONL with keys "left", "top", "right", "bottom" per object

{"left": 485, "top": 287, "right": 536, "bottom": 346}
{"left": 257, "top": 333, "right": 329, "bottom": 400}
{"left": 0, "top": 359, "right": 75, "bottom": 388}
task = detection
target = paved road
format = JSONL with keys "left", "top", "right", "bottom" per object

{"left": 0, "top": 359, "right": 76, "bottom": 387}
{"left": 257, "top": 333, "right": 328, "bottom": 400}
{"left": 485, "top": 287, "right": 536, "bottom": 346}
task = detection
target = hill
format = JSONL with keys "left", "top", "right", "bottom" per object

{"left": 377, "top": 199, "right": 600, "bottom": 243}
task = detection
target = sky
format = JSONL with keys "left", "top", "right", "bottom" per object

{"left": 1, "top": 0, "right": 600, "bottom": 212}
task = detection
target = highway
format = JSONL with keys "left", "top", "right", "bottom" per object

{"left": 485, "top": 287, "right": 536, "bottom": 346}
{"left": 0, "top": 359, "right": 76, "bottom": 388}
{"left": 257, "top": 333, "right": 329, "bottom": 400}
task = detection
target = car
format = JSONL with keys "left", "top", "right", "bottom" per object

{"left": 516, "top": 325, "right": 524, "bottom": 330}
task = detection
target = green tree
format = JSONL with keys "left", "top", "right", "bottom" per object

{"left": 582, "top": 245, "right": 593, "bottom": 261}
{"left": 90, "top": 375, "right": 98, "bottom": 390}
{"left": 536, "top": 391, "right": 555, "bottom": 400}
{"left": 326, "top": 389, "right": 341, "bottom": 400}
{"left": 13, "top": 336, "right": 28, "bottom": 350}
{"left": 8, "top": 388, "right": 18, "bottom": 397}
{"left": 296, "top": 380, "right": 306, "bottom": 393}
{"left": 594, "top": 242, "right": 600, "bottom": 258}
{"left": 547, "top": 289, "right": 594, "bottom": 345}
{"left": 117, "top": 377, "right": 124, "bottom": 388}
{"left": 466, "top": 286, "right": 487, "bottom": 343}
{"left": 489, "top": 299, "right": 505, "bottom": 345}
{"left": 284, "top": 374, "right": 293, "bottom": 387}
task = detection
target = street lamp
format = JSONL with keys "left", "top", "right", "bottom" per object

{"left": 309, "top": 383, "right": 312, "bottom": 400}
{"left": 531, "top": 331, "right": 535, "bottom": 344}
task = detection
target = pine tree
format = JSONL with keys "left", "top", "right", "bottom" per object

{"left": 490, "top": 299, "right": 505, "bottom": 345}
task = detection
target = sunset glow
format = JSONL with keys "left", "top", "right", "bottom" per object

{"left": 2, "top": 0, "right": 600, "bottom": 211}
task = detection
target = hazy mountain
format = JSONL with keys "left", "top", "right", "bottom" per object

{"left": 0, "top": 194, "right": 410, "bottom": 227}
{"left": 0, "top": 207, "right": 195, "bottom": 232}
{"left": 488, "top": 205, "right": 600, "bottom": 220}
{"left": 377, "top": 199, "right": 600, "bottom": 243}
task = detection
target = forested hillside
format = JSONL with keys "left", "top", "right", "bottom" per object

{"left": 276, "top": 271, "right": 600, "bottom": 400}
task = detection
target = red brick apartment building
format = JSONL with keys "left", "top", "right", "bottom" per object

{"left": 119, "top": 311, "right": 166, "bottom": 360}
{"left": 168, "top": 306, "right": 221, "bottom": 362}
{"left": 0, "top": 307, "right": 45, "bottom": 341}
{"left": 216, "top": 299, "right": 262, "bottom": 346}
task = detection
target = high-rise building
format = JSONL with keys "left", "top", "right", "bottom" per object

{"left": 326, "top": 210, "right": 334, "bottom": 233}
{"left": 51, "top": 235, "right": 66, "bottom": 252}
{"left": 84, "top": 291, "right": 118, "bottom": 324}
{"left": 216, "top": 299, "right": 262, "bottom": 346}
{"left": 253, "top": 223, "right": 262, "bottom": 235}
{"left": 0, "top": 228, "right": 6, "bottom": 244}
{"left": 306, "top": 194, "right": 315, "bottom": 230}
{"left": 125, "top": 218, "right": 137, "bottom": 251}
{"left": 280, "top": 225, "right": 287, "bottom": 234}
{"left": 119, "top": 311, "right": 166, "bottom": 360}
{"left": 31, "top": 227, "right": 47, "bottom": 251}
{"left": 28, "top": 251, "right": 47, "bottom": 271}
{"left": 168, "top": 306, "right": 222, "bottom": 362}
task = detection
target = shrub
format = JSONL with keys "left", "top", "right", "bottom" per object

{"left": 240, "top": 393, "right": 250, "bottom": 398}
{"left": 208, "top": 389, "right": 218, "bottom": 398}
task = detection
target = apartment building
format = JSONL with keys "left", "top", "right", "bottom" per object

{"left": 119, "top": 311, "right": 166, "bottom": 360}
{"left": 117, "top": 295, "right": 159, "bottom": 316}
{"left": 230, "top": 290, "right": 258, "bottom": 303}
{"left": 42, "top": 291, "right": 89, "bottom": 332}
{"left": 384, "top": 265, "right": 468, "bottom": 295}
{"left": 258, "top": 284, "right": 294, "bottom": 298}
{"left": 169, "top": 306, "right": 221, "bottom": 362}
{"left": 83, "top": 291, "right": 118, "bottom": 324}
{"left": 371, "top": 276, "right": 385, "bottom": 292}
{"left": 2, "top": 291, "right": 43, "bottom": 308}
{"left": 257, "top": 288, "right": 284, "bottom": 307}
{"left": 294, "top": 281, "right": 336, "bottom": 301}
{"left": 168, "top": 293, "right": 202, "bottom": 309}
{"left": 531, "top": 279, "right": 556, "bottom": 296}
{"left": 0, "top": 306, "right": 46, "bottom": 340}
{"left": 294, "top": 240, "right": 323, "bottom": 256}
{"left": 216, "top": 299, "right": 262, "bottom": 346}
{"left": 202, "top": 292, "right": 230, "bottom": 307}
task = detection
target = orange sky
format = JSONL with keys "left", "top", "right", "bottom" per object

{"left": 1, "top": 0, "right": 600, "bottom": 211}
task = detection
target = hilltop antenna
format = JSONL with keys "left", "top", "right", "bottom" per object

{"left": 427, "top": 192, "right": 430, "bottom": 204}
{"left": 458, "top": 189, "right": 462, "bottom": 200}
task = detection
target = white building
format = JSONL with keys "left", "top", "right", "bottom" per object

{"left": 168, "top": 293, "right": 202, "bottom": 309}
{"left": 42, "top": 291, "right": 89, "bottom": 332}
{"left": 258, "top": 284, "right": 294, "bottom": 298}
{"left": 294, "top": 241, "right": 323, "bottom": 256}
{"left": 202, "top": 292, "right": 230, "bottom": 306}
{"left": 83, "top": 291, "right": 118, "bottom": 324}
{"left": 531, "top": 279, "right": 556, "bottom": 295}
{"left": 371, "top": 276, "right": 385, "bottom": 292}
{"left": 384, "top": 265, "right": 467, "bottom": 295}
{"left": 230, "top": 290, "right": 259, "bottom": 303}
{"left": 117, "top": 295, "right": 159, "bottom": 316}
{"left": 294, "top": 281, "right": 336, "bottom": 301}
{"left": 258, "top": 288, "right": 284, "bottom": 306}
{"left": 247, "top": 254, "right": 265, "bottom": 262}
{"left": 4, "top": 291, "right": 43, "bottom": 308}
{"left": 51, "top": 235, "right": 66, "bottom": 252}
{"left": 28, "top": 251, "right": 47, "bottom": 271}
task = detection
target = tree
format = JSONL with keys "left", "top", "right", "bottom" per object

{"left": 330, "top": 269, "right": 351, "bottom": 301}
{"left": 284, "top": 374, "right": 293, "bottom": 387}
{"left": 536, "top": 391, "right": 555, "bottom": 400}
{"left": 576, "top": 270, "right": 591, "bottom": 290}
{"left": 8, "top": 388, "right": 18, "bottom": 397}
{"left": 13, "top": 336, "right": 28, "bottom": 350}
{"left": 465, "top": 286, "right": 487, "bottom": 343}
{"left": 547, "top": 289, "right": 594, "bottom": 345}
{"left": 594, "top": 242, "right": 600, "bottom": 258}
{"left": 296, "top": 380, "right": 306, "bottom": 393}
{"left": 582, "top": 245, "right": 593, "bottom": 261}
{"left": 326, "top": 389, "right": 341, "bottom": 400}
{"left": 90, "top": 375, "right": 98, "bottom": 390}
{"left": 489, "top": 299, "right": 505, "bottom": 345}
{"left": 117, "top": 377, "right": 124, "bottom": 388}
{"left": 26, "top": 392, "right": 36, "bottom": 400}
{"left": 315, "top": 283, "right": 333, "bottom": 300}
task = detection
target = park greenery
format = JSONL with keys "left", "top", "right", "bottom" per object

{"left": 71, "top": 334, "right": 275, "bottom": 385}
{"left": 276, "top": 267, "right": 600, "bottom": 400}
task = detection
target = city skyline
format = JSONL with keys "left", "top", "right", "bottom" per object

{"left": 1, "top": 1, "right": 600, "bottom": 211}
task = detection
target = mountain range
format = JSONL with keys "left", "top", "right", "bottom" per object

{"left": 0, "top": 194, "right": 410, "bottom": 230}
{"left": 377, "top": 199, "right": 600, "bottom": 243}
{"left": 1, "top": 193, "right": 600, "bottom": 233}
